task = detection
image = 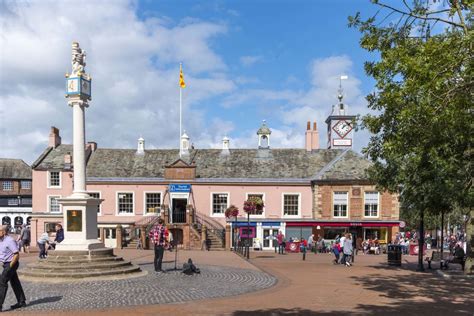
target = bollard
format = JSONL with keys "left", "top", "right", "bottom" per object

{"left": 302, "top": 246, "right": 306, "bottom": 261}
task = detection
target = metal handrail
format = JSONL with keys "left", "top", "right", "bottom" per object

{"left": 194, "top": 212, "right": 225, "bottom": 242}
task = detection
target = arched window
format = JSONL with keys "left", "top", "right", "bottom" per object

{"left": 26, "top": 217, "right": 32, "bottom": 225}
{"left": 2, "top": 217, "right": 11, "bottom": 226}
{"left": 14, "top": 216, "right": 23, "bottom": 226}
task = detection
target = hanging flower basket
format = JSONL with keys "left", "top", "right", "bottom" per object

{"left": 243, "top": 196, "right": 264, "bottom": 214}
{"left": 225, "top": 205, "right": 240, "bottom": 218}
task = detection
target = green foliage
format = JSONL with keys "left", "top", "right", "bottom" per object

{"left": 349, "top": 1, "right": 473, "bottom": 219}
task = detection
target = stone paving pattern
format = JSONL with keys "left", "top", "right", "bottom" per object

{"left": 10, "top": 249, "right": 474, "bottom": 315}
{"left": 4, "top": 262, "right": 276, "bottom": 311}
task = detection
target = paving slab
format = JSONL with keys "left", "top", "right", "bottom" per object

{"left": 8, "top": 249, "right": 474, "bottom": 315}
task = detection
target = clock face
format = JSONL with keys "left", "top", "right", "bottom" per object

{"left": 67, "top": 78, "right": 79, "bottom": 94}
{"left": 333, "top": 120, "right": 352, "bottom": 138}
{"left": 81, "top": 79, "right": 91, "bottom": 96}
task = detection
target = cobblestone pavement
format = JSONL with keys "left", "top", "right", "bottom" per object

{"left": 3, "top": 262, "right": 276, "bottom": 312}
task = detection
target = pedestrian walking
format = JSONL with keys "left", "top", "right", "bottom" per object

{"left": 343, "top": 234, "right": 353, "bottom": 267}
{"left": 307, "top": 234, "right": 315, "bottom": 253}
{"left": 17, "top": 225, "right": 30, "bottom": 254}
{"left": 332, "top": 241, "right": 341, "bottom": 264}
{"left": 276, "top": 231, "right": 285, "bottom": 254}
{"left": 149, "top": 218, "right": 169, "bottom": 273}
{"left": 0, "top": 225, "right": 26, "bottom": 311}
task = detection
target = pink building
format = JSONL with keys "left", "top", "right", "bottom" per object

{"left": 30, "top": 118, "right": 399, "bottom": 251}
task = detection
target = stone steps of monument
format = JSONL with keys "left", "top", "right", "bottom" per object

{"left": 28, "top": 260, "right": 132, "bottom": 270}
{"left": 43, "top": 256, "right": 124, "bottom": 264}
{"left": 20, "top": 264, "right": 141, "bottom": 279}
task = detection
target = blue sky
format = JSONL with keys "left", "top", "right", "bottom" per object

{"left": 0, "top": 0, "right": 384, "bottom": 164}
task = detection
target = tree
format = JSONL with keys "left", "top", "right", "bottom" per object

{"left": 349, "top": 0, "right": 473, "bottom": 273}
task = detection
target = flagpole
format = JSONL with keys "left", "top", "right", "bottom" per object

{"left": 179, "top": 64, "right": 182, "bottom": 158}
{"left": 179, "top": 84, "right": 182, "bottom": 157}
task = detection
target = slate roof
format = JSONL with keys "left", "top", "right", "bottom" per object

{"left": 0, "top": 159, "right": 31, "bottom": 179}
{"left": 31, "top": 145, "right": 372, "bottom": 181}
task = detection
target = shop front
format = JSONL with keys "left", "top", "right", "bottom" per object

{"left": 286, "top": 221, "right": 400, "bottom": 245}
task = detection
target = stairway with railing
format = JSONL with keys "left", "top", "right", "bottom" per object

{"left": 193, "top": 212, "right": 226, "bottom": 250}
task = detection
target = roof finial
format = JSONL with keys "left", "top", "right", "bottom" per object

{"left": 338, "top": 75, "right": 348, "bottom": 103}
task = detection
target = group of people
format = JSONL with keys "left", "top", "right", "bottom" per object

{"left": 331, "top": 233, "right": 354, "bottom": 267}
{"left": 36, "top": 224, "right": 64, "bottom": 259}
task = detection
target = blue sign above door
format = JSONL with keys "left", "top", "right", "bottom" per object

{"left": 169, "top": 184, "right": 191, "bottom": 193}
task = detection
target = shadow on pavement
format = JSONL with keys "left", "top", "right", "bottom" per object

{"left": 350, "top": 266, "right": 474, "bottom": 315}
{"left": 27, "top": 296, "right": 62, "bottom": 307}
{"left": 232, "top": 309, "right": 352, "bottom": 315}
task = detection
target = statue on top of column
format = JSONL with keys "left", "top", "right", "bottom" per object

{"left": 71, "top": 42, "right": 86, "bottom": 77}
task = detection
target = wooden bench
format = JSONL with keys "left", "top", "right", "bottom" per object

{"left": 425, "top": 251, "right": 444, "bottom": 269}
{"left": 425, "top": 251, "right": 467, "bottom": 270}
{"left": 443, "top": 255, "right": 467, "bottom": 270}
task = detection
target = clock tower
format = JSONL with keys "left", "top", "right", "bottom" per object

{"left": 325, "top": 83, "right": 356, "bottom": 149}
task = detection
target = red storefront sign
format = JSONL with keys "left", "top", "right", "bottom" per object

{"left": 286, "top": 221, "right": 400, "bottom": 227}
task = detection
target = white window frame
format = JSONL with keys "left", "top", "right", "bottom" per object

{"left": 47, "top": 195, "right": 62, "bottom": 213}
{"left": 210, "top": 192, "right": 230, "bottom": 217}
{"left": 116, "top": 191, "right": 134, "bottom": 216}
{"left": 20, "top": 180, "right": 31, "bottom": 190}
{"left": 364, "top": 191, "right": 380, "bottom": 218}
{"left": 333, "top": 191, "right": 349, "bottom": 218}
{"left": 281, "top": 193, "right": 301, "bottom": 218}
{"left": 143, "top": 191, "right": 163, "bottom": 216}
{"left": 47, "top": 171, "right": 62, "bottom": 188}
{"left": 2, "top": 181, "right": 13, "bottom": 191}
{"left": 245, "top": 192, "right": 265, "bottom": 217}
{"left": 88, "top": 191, "right": 102, "bottom": 216}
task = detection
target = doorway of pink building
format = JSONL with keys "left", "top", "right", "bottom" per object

{"left": 171, "top": 198, "right": 187, "bottom": 223}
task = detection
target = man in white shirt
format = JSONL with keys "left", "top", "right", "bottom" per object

{"left": 339, "top": 234, "right": 346, "bottom": 264}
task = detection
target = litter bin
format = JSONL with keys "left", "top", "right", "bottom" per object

{"left": 387, "top": 244, "right": 402, "bottom": 266}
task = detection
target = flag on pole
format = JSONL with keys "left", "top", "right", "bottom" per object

{"left": 179, "top": 64, "right": 186, "bottom": 88}
{"left": 340, "top": 75, "right": 348, "bottom": 80}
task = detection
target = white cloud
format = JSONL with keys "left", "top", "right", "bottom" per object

{"left": 0, "top": 0, "right": 236, "bottom": 163}
{"left": 240, "top": 55, "right": 263, "bottom": 67}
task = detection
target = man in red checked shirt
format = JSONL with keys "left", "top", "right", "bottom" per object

{"left": 149, "top": 218, "right": 169, "bottom": 273}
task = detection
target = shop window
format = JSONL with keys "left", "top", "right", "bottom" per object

{"left": 145, "top": 192, "right": 161, "bottom": 214}
{"left": 364, "top": 192, "right": 379, "bottom": 217}
{"left": 8, "top": 198, "right": 19, "bottom": 206}
{"left": 286, "top": 227, "right": 312, "bottom": 240}
{"left": 21, "top": 197, "right": 32, "bottom": 205}
{"left": 89, "top": 192, "right": 101, "bottom": 214}
{"left": 105, "top": 228, "right": 117, "bottom": 239}
{"left": 323, "top": 228, "right": 348, "bottom": 240}
{"left": 48, "top": 171, "right": 61, "bottom": 187}
{"left": 2, "top": 181, "right": 13, "bottom": 191}
{"left": 21, "top": 181, "right": 31, "bottom": 189}
{"left": 117, "top": 193, "right": 133, "bottom": 214}
{"left": 49, "top": 196, "right": 61, "bottom": 213}
{"left": 283, "top": 194, "right": 300, "bottom": 216}
{"left": 212, "top": 193, "right": 228, "bottom": 215}
{"left": 45, "top": 223, "right": 57, "bottom": 233}
{"left": 333, "top": 191, "right": 348, "bottom": 217}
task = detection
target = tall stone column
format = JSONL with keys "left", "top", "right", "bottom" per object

{"left": 56, "top": 42, "right": 103, "bottom": 251}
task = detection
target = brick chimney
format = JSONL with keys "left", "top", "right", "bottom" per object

{"left": 48, "top": 126, "right": 61, "bottom": 148}
{"left": 305, "top": 121, "right": 319, "bottom": 151}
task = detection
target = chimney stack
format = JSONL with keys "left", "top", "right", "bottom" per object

{"left": 305, "top": 121, "right": 320, "bottom": 151}
{"left": 48, "top": 126, "right": 61, "bottom": 148}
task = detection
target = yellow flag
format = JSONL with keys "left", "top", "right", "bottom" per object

{"left": 179, "top": 64, "right": 186, "bottom": 88}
